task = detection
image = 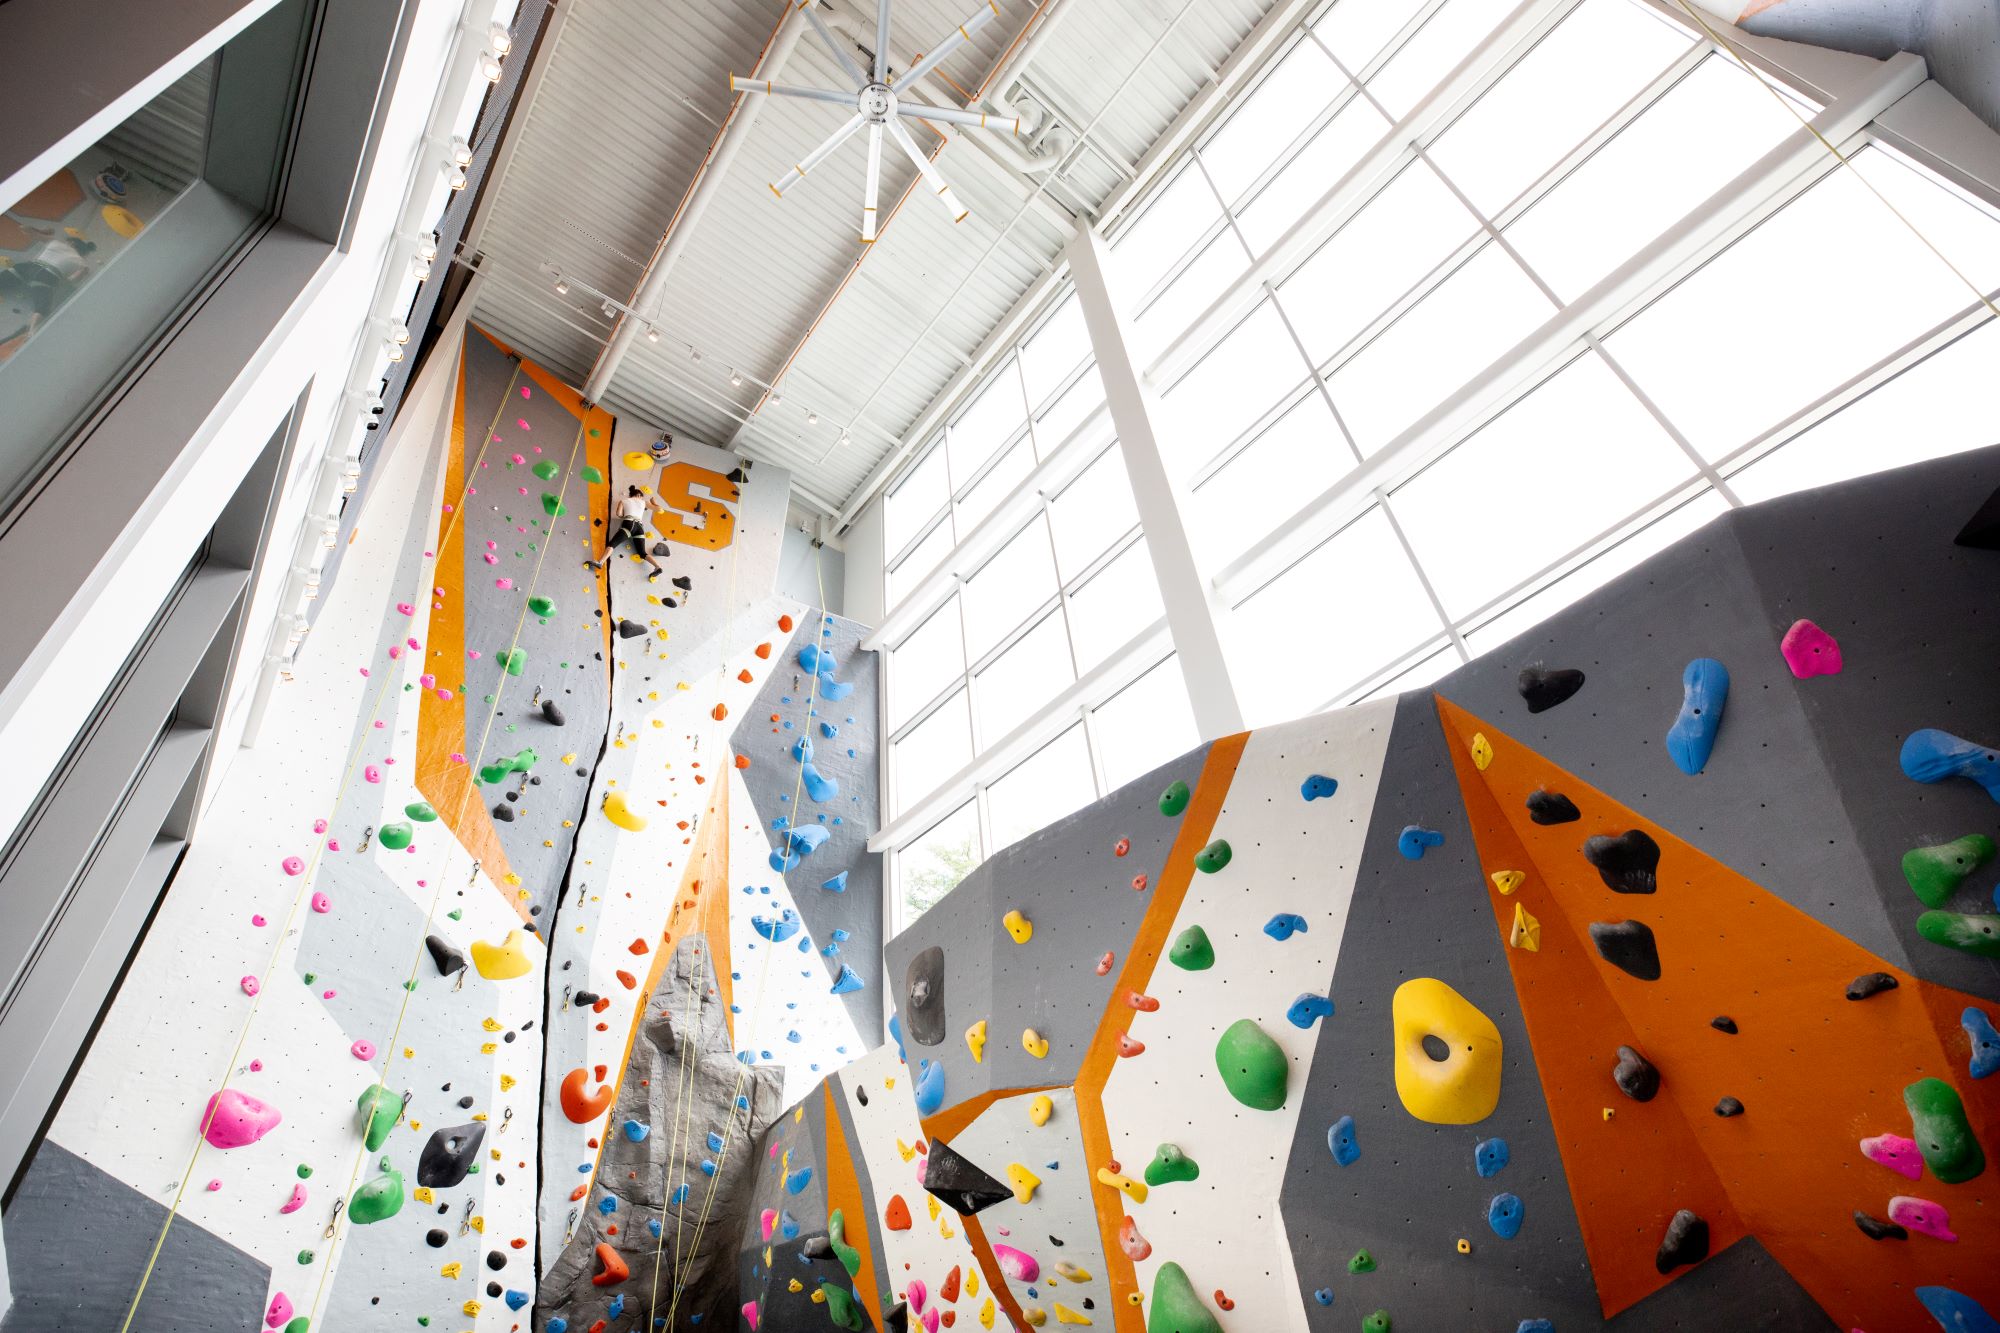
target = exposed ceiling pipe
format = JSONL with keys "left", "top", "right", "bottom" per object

{"left": 580, "top": 0, "right": 813, "bottom": 405}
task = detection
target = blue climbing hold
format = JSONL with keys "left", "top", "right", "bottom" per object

{"left": 623, "top": 1120, "right": 650, "bottom": 1142}
{"left": 1666, "top": 657, "right": 1730, "bottom": 776}
{"left": 791, "top": 738, "right": 814, "bottom": 763}
{"left": 1487, "top": 1192, "right": 1524, "bottom": 1240}
{"left": 672, "top": 1183, "right": 691, "bottom": 1204}
{"left": 649, "top": 1219, "right": 662, "bottom": 1238}
{"left": 889, "top": 1014, "right": 906, "bottom": 1061}
{"left": 820, "top": 721, "right": 838, "bottom": 738}
{"left": 789, "top": 824, "right": 831, "bottom": 856}
{"left": 1301, "top": 774, "right": 1338, "bottom": 801}
{"left": 799, "top": 644, "right": 837, "bottom": 678}
{"left": 822, "top": 680, "right": 855, "bottom": 702}
{"left": 607, "top": 1295, "right": 625, "bottom": 1319}
{"left": 1398, "top": 825, "right": 1444, "bottom": 860}
{"left": 505, "top": 1290, "right": 530, "bottom": 1311}
{"left": 830, "top": 964, "right": 865, "bottom": 995}
{"left": 1515, "top": 1321, "right": 1554, "bottom": 1333}
{"left": 1314, "top": 1288, "right": 1334, "bottom": 1307}
{"left": 752, "top": 909, "right": 800, "bottom": 942}
{"left": 1475, "top": 1137, "right": 1511, "bottom": 1178}
{"left": 1286, "top": 993, "right": 1334, "bottom": 1029}
{"left": 707, "top": 1131, "right": 724, "bottom": 1152}
{"left": 801, "top": 762, "right": 840, "bottom": 803}
{"left": 1917, "top": 1286, "right": 2000, "bottom": 1332}
{"left": 1328, "top": 1115, "right": 1359, "bottom": 1166}
{"left": 548, "top": 1320, "right": 568, "bottom": 1333}
{"left": 1965, "top": 1007, "right": 2000, "bottom": 1079}
{"left": 782, "top": 1167, "right": 813, "bottom": 1195}
{"left": 1902, "top": 729, "right": 2000, "bottom": 802}
{"left": 1264, "top": 913, "right": 1309, "bottom": 941}
{"left": 597, "top": 1195, "right": 617, "bottom": 1215}
{"left": 914, "top": 1058, "right": 947, "bottom": 1116}
{"left": 822, "top": 871, "right": 849, "bottom": 893}
{"left": 779, "top": 1210, "right": 799, "bottom": 1238}
{"left": 797, "top": 934, "right": 814, "bottom": 953}
{"left": 700, "top": 1159, "right": 717, "bottom": 1176}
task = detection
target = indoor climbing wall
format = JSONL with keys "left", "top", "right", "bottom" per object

{"left": 736, "top": 444, "right": 2000, "bottom": 1333}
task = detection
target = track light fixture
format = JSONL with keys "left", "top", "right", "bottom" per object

{"left": 488, "top": 21, "right": 514, "bottom": 55}
{"left": 476, "top": 49, "right": 503, "bottom": 83}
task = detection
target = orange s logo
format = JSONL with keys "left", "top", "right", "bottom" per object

{"left": 649, "top": 462, "right": 738, "bottom": 552}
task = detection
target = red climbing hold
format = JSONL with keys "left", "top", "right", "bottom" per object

{"left": 561, "top": 1069, "right": 614, "bottom": 1123}
{"left": 1114, "top": 838, "right": 1130, "bottom": 857}
{"left": 1131, "top": 873, "right": 1148, "bottom": 892}
{"left": 941, "top": 1266, "right": 961, "bottom": 1301}
{"left": 885, "top": 1194, "right": 913, "bottom": 1230}
{"left": 735, "top": 755, "right": 752, "bottom": 769}
{"left": 1096, "top": 952, "right": 1114, "bottom": 976}
{"left": 1117, "top": 1034, "right": 1145, "bottom": 1058}
{"left": 591, "top": 1243, "right": 630, "bottom": 1286}
{"left": 1126, "top": 992, "right": 1160, "bottom": 1011}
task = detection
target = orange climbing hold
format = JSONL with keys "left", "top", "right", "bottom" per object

{"left": 615, "top": 970, "right": 637, "bottom": 989}
{"left": 560, "top": 1069, "right": 614, "bottom": 1123}
{"left": 735, "top": 755, "right": 752, "bottom": 769}
{"left": 629, "top": 938, "right": 650, "bottom": 955}
{"left": 756, "top": 642, "right": 773, "bottom": 658}
{"left": 778, "top": 615, "right": 794, "bottom": 631}
{"left": 711, "top": 703, "right": 729, "bottom": 721}
{"left": 885, "top": 1194, "right": 912, "bottom": 1230}
{"left": 591, "top": 1243, "right": 629, "bottom": 1286}
{"left": 738, "top": 669, "right": 754, "bottom": 683}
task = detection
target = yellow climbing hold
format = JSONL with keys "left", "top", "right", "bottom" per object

{"left": 1054, "top": 1306, "right": 1093, "bottom": 1326}
{"left": 966, "top": 1270, "right": 980, "bottom": 1297}
{"left": 1022, "top": 1028, "right": 1049, "bottom": 1059}
{"left": 1456, "top": 1239, "right": 1471, "bottom": 1255}
{"left": 1490, "top": 870, "right": 1525, "bottom": 896}
{"left": 462, "top": 1299, "right": 483, "bottom": 1317}
{"left": 979, "top": 1297, "right": 996, "bottom": 1329}
{"left": 1028, "top": 1095, "right": 1053, "bottom": 1127}
{"left": 1002, "top": 909, "right": 1033, "bottom": 944}
{"left": 603, "top": 790, "right": 649, "bottom": 832}
{"left": 1055, "top": 1262, "right": 1093, "bottom": 1282}
{"left": 414, "top": 1186, "right": 435, "bottom": 1204}
{"left": 623, "top": 450, "right": 655, "bottom": 470}
{"left": 470, "top": 931, "right": 533, "bottom": 980}
{"left": 482, "top": 1018, "right": 504, "bottom": 1032}
{"left": 1470, "top": 732, "right": 1493, "bottom": 770}
{"left": 966, "top": 1020, "right": 987, "bottom": 1063}
{"left": 440, "top": 1262, "right": 463, "bottom": 1278}
{"left": 1007, "top": 1163, "right": 1041, "bottom": 1204}
{"left": 1095, "top": 1166, "right": 1147, "bottom": 1204}
{"left": 1391, "top": 977, "right": 1503, "bottom": 1125}
{"left": 788, "top": 1279, "right": 804, "bottom": 1293}
{"left": 1508, "top": 902, "right": 1541, "bottom": 953}
{"left": 499, "top": 1074, "right": 516, "bottom": 1091}
{"left": 1602, "top": 1107, "right": 1615, "bottom": 1121}
{"left": 1023, "top": 1310, "right": 1047, "bottom": 1327}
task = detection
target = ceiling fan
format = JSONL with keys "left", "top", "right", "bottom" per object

{"left": 731, "top": 0, "right": 1020, "bottom": 241}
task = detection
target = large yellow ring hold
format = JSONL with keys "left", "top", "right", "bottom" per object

{"left": 622, "top": 450, "right": 655, "bottom": 472}
{"left": 1392, "top": 977, "right": 1502, "bottom": 1124}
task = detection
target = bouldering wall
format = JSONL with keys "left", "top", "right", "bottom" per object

{"left": 735, "top": 444, "right": 2000, "bottom": 1333}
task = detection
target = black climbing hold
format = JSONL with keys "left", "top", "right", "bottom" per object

{"left": 650, "top": 542, "right": 671, "bottom": 557}
{"left": 1518, "top": 666, "right": 1585, "bottom": 713}
{"left": 884, "top": 1300, "right": 910, "bottom": 1333}
{"left": 1655, "top": 1209, "right": 1709, "bottom": 1274}
{"left": 801, "top": 1236, "right": 833, "bottom": 1259}
{"left": 491, "top": 804, "right": 515, "bottom": 822}
{"left": 426, "top": 935, "right": 467, "bottom": 977}
{"left": 1713, "top": 1096, "right": 1744, "bottom": 1117}
{"left": 921, "top": 1137, "right": 1013, "bottom": 1216}
{"left": 671, "top": 575, "right": 693, "bottom": 591}
{"left": 541, "top": 699, "right": 565, "bottom": 726}
{"left": 418, "top": 1122, "right": 487, "bottom": 1189}
{"left": 1709, "top": 1015, "right": 1737, "bottom": 1034}
{"left": 427, "top": 1229, "right": 449, "bottom": 1248}
{"left": 458, "top": 1096, "right": 475, "bottom": 1109}
{"left": 486, "top": 1282, "right": 502, "bottom": 1298}
{"left": 1954, "top": 484, "right": 2000, "bottom": 549}
{"left": 486, "top": 1250, "right": 507, "bottom": 1271}
{"left": 1589, "top": 920, "right": 1661, "bottom": 981}
{"left": 616, "top": 619, "right": 647, "bottom": 639}
{"left": 1853, "top": 1211, "right": 1908, "bottom": 1241}
{"left": 1612, "top": 1045, "right": 1660, "bottom": 1102}
{"left": 573, "top": 990, "right": 600, "bottom": 1007}
{"left": 856, "top": 1086, "right": 868, "bottom": 1107}
{"left": 1582, "top": 830, "right": 1660, "bottom": 894}
{"left": 904, "top": 946, "right": 946, "bottom": 1047}
{"left": 1845, "top": 971, "right": 1899, "bottom": 1001}
{"left": 1526, "top": 790, "right": 1581, "bottom": 825}
{"left": 726, "top": 467, "right": 747, "bottom": 484}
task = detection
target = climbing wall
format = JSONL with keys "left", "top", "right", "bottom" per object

{"left": 735, "top": 445, "right": 2000, "bottom": 1333}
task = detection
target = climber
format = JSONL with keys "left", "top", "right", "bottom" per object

{"left": 589, "top": 485, "right": 667, "bottom": 581}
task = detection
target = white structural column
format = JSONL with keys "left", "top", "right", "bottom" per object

{"left": 1065, "top": 227, "right": 1246, "bottom": 739}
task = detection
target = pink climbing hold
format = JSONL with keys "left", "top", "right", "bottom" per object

{"left": 484, "top": 553, "right": 499, "bottom": 565}
{"left": 468, "top": 650, "right": 482, "bottom": 660}
{"left": 249, "top": 1059, "right": 262, "bottom": 1072}
{"left": 364, "top": 765, "right": 381, "bottom": 784}
{"left": 240, "top": 976, "right": 260, "bottom": 997}
{"left": 516, "top": 486, "right": 528, "bottom": 496}
{"left": 281, "top": 856, "right": 305, "bottom": 876}
{"left": 201, "top": 1089, "right": 281, "bottom": 1148}
{"left": 251, "top": 914, "right": 267, "bottom": 927}
{"left": 517, "top": 418, "right": 530, "bottom": 431}
{"left": 265, "top": 1292, "right": 294, "bottom": 1327}
{"left": 322, "top": 990, "right": 336, "bottom": 999}
{"left": 510, "top": 453, "right": 526, "bottom": 465}
{"left": 396, "top": 602, "right": 414, "bottom": 616}
{"left": 420, "top": 673, "right": 436, "bottom": 689}
{"left": 993, "top": 1244, "right": 1040, "bottom": 1283}
{"left": 206, "top": 1179, "right": 221, "bottom": 1192}
{"left": 357, "top": 667, "right": 370, "bottom": 678}
{"left": 387, "top": 645, "right": 401, "bottom": 660}
{"left": 406, "top": 637, "right": 420, "bottom": 651}
{"left": 1096, "top": 951, "right": 1114, "bottom": 976}
{"left": 351, "top": 1040, "right": 376, "bottom": 1061}
{"left": 311, "top": 893, "right": 331, "bottom": 913}
{"left": 1861, "top": 1132, "right": 1923, "bottom": 1180}
{"left": 741, "top": 1302, "right": 760, "bottom": 1331}
{"left": 921, "top": 1310, "right": 939, "bottom": 1333}
{"left": 760, "top": 1208, "right": 776, "bottom": 1241}
{"left": 1780, "top": 619, "right": 1842, "bottom": 678}
{"left": 281, "top": 1183, "right": 308, "bottom": 1214}
{"left": 496, "top": 577, "right": 514, "bottom": 590}
{"left": 449, "top": 751, "right": 466, "bottom": 763}
{"left": 908, "top": 1278, "right": 928, "bottom": 1313}
{"left": 1888, "top": 1195, "right": 1957, "bottom": 1241}
{"left": 436, "top": 689, "right": 454, "bottom": 703}
{"left": 312, "top": 819, "right": 328, "bottom": 834}
{"left": 326, "top": 840, "right": 340, "bottom": 852}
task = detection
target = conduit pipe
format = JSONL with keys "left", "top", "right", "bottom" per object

{"left": 580, "top": 0, "right": 813, "bottom": 404}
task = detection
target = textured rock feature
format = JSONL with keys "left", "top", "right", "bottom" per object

{"left": 904, "top": 945, "right": 946, "bottom": 1046}
{"left": 922, "top": 1137, "right": 1012, "bottom": 1217}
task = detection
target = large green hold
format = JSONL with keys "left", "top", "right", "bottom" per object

{"left": 540, "top": 491, "right": 566, "bottom": 517}
{"left": 500, "top": 647, "right": 527, "bottom": 676}
{"left": 349, "top": 1157, "right": 405, "bottom": 1224}
{"left": 1903, "top": 834, "right": 1994, "bottom": 907}
{"left": 1146, "top": 1261, "right": 1222, "bottom": 1333}
{"left": 1159, "top": 780, "right": 1190, "bottom": 817}
{"left": 285, "top": 1320, "right": 311, "bottom": 1333}
{"left": 404, "top": 801, "right": 438, "bottom": 822}
{"left": 1917, "top": 910, "right": 2000, "bottom": 959}
{"left": 1905, "top": 1077, "right": 1985, "bottom": 1183}
{"left": 479, "top": 748, "right": 539, "bottom": 785}
{"left": 532, "top": 459, "right": 559, "bottom": 480}
{"left": 827, "top": 1208, "right": 861, "bottom": 1277}
{"left": 821, "top": 1281, "right": 866, "bottom": 1331}
{"left": 356, "top": 1084, "right": 401, "bottom": 1151}
{"left": 528, "top": 594, "right": 557, "bottom": 618}
{"left": 376, "top": 822, "right": 413, "bottom": 850}
{"left": 580, "top": 465, "right": 605, "bottom": 484}
{"left": 1168, "top": 925, "right": 1214, "bottom": 971}
{"left": 1144, "top": 1143, "right": 1200, "bottom": 1187}
{"left": 1194, "top": 839, "right": 1232, "bottom": 873}
{"left": 1215, "top": 1017, "right": 1288, "bottom": 1110}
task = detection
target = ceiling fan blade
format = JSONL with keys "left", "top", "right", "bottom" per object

{"left": 895, "top": 100, "right": 1020, "bottom": 134}
{"left": 799, "top": 1, "right": 871, "bottom": 89}
{"left": 862, "top": 123, "right": 884, "bottom": 242}
{"left": 887, "top": 118, "right": 968, "bottom": 224}
{"left": 772, "top": 112, "right": 866, "bottom": 197}
{"left": 874, "top": 0, "right": 893, "bottom": 81}
{"left": 892, "top": 0, "right": 1000, "bottom": 94}
{"left": 731, "top": 75, "right": 857, "bottom": 109}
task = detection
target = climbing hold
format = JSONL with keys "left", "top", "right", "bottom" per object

{"left": 1853, "top": 1211, "right": 1907, "bottom": 1241}
{"left": 1889, "top": 1195, "right": 1958, "bottom": 1241}
{"left": 499, "top": 647, "right": 527, "bottom": 676}
{"left": 751, "top": 908, "right": 800, "bottom": 942}
{"left": 349, "top": 1157, "right": 405, "bottom": 1225}
{"left": 281, "top": 1184, "right": 307, "bottom": 1214}
{"left": 559, "top": 1068, "right": 613, "bottom": 1123}
{"left": 377, "top": 822, "right": 413, "bottom": 850}
{"left": 822, "top": 870, "right": 849, "bottom": 893}
{"left": 1589, "top": 920, "right": 1660, "bottom": 981}
{"left": 1002, "top": 909, "right": 1033, "bottom": 944}
{"left": 1901, "top": 728, "right": 2000, "bottom": 801}
{"left": 1022, "top": 1028, "right": 1050, "bottom": 1059}
{"left": 1397, "top": 826, "right": 1444, "bottom": 859}
{"left": 1328, "top": 1116, "right": 1359, "bottom": 1166}
{"left": 1714, "top": 1096, "right": 1744, "bottom": 1117}
{"left": 1917, "top": 910, "right": 2000, "bottom": 959}
{"left": 1582, "top": 830, "right": 1660, "bottom": 894}
{"left": 418, "top": 1123, "right": 486, "bottom": 1189}
{"left": 904, "top": 946, "right": 945, "bottom": 1045}
{"left": 1779, "top": 619, "right": 1842, "bottom": 677}
{"left": 1665, "top": 657, "right": 1729, "bottom": 775}
{"left": 539, "top": 697, "right": 563, "bottom": 725}
{"left": 470, "top": 931, "right": 533, "bottom": 980}
{"left": 1168, "top": 925, "right": 1214, "bottom": 971}
{"left": 1194, "top": 839, "right": 1232, "bottom": 873}
{"left": 1612, "top": 1045, "right": 1660, "bottom": 1102}
{"left": 1313, "top": 1289, "right": 1333, "bottom": 1307}
{"left": 1964, "top": 1008, "right": 2000, "bottom": 1079}
{"left": 1490, "top": 870, "right": 1525, "bottom": 895}
{"left": 1362, "top": 1312, "right": 1391, "bottom": 1333}
{"left": 1846, "top": 971, "right": 1900, "bottom": 1000}
{"left": 1119, "top": 1217, "right": 1152, "bottom": 1262}
{"left": 1096, "top": 951, "right": 1115, "bottom": 975}
{"left": 623, "top": 1120, "right": 649, "bottom": 1143}
{"left": 1005, "top": 1164, "right": 1040, "bottom": 1204}
{"left": 1263, "top": 913, "right": 1308, "bottom": 941}
{"left": 1286, "top": 993, "right": 1335, "bottom": 1029}
{"left": 1916, "top": 1287, "right": 2000, "bottom": 1331}
{"left": 1028, "top": 1095, "right": 1053, "bottom": 1127}
{"left": 1508, "top": 902, "right": 1540, "bottom": 952}
{"left": 1470, "top": 732, "right": 1494, "bottom": 770}
{"left": 591, "top": 1243, "right": 630, "bottom": 1287}
{"left": 1214, "top": 1018, "right": 1288, "bottom": 1110}
{"left": 1654, "top": 1208, "right": 1709, "bottom": 1273}
{"left": 913, "top": 1059, "right": 947, "bottom": 1116}
{"left": 1904, "top": 1077, "right": 1985, "bottom": 1183}
{"left": 404, "top": 801, "right": 437, "bottom": 822}
{"left": 1144, "top": 1143, "right": 1200, "bottom": 1186}
{"left": 357, "top": 1085, "right": 402, "bottom": 1151}
{"left": 885, "top": 1193, "right": 914, "bottom": 1229}
{"left": 1159, "top": 780, "right": 1190, "bottom": 816}
{"left": 528, "top": 595, "right": 557, "bottom": 620}
{"left": 1302, "top": 774, "right": 1338, "bottom": 801}
{"left": 965, "top": 1020, "right": 987, "bottom": 1063}
{"left": 1348, "top": 1251, "right": 1375, "bottom": 1274}
{"left": 1525, "top": 790, "right": 1579, "bottom": 825}
{"left": 1147, "top": 1262, "right": 1221, "bottom": 1333}
{"left": 1904, "top": 835, "right": 1996, "bottom": 908}
{"left": 601, "top": 790, "right": 649, "bottom": 832}
{"left": 993, "top": 1244, "right": 1040, "bottom": 1283}
{"left": 615, "top": 618, "right": 646, "bottom": 639}
{"left": 1710, "top": 1015, "right": 1738, "bottom": 1034}
{"left": 1486, "top": 1192, "right": 1523, "bottom": 1240}
{"left": 203, "top": 1089, "right": 281, "bottom": 1148}
{"left": 240, "top": 976, "right": 260, "bottom": 997}
{"left": 1861, "top": 1132, "right": 1923, "bottom": 1180}
{"left": 1474, "top": 1137, "right": 1509, "bottom": 1177}
{"left": 1517, "top": 666, "right": 1584, "bottom": 713}
{"left": 1392, "top": 978, "right": 1502, "bottom": 1124}
{"left": 829, "top": 963, "right": 865, "bottom": 994}
{"left": 1096, "top": 1166, "right": 1147, "bottom": 1204}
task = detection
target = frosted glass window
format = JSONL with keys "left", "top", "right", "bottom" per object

{"left": 975, "top": 611, "right": 1076, "bottom": 744}
{"left": 1327, "top": 242, "right": 1555, "bottom": 454}
{"left": 1507, "top": 55, "right": 1801, "bottom": 300}
{"left": 1188, "top": 393, "right": 1354, "bottom": 576}
{"left": 956, "top": 436, "right": 1033, "bottom": 534}
{"left": 987, "top": 725, "right": 1097, "bottom": 852}
{"left": 1092, "top": 656, "right": 1200, "bottom": 791}
{"left": 1427, "top": 0, "right": 1695, "bottom": 217}
{"left": 1728, "top": 319, "right": 2000, "bottom": 502}
{"left": 948, "top": 362, "right": 1029, "bottom": 482}
{"left": 1230, "top": 506, "right": 1441, "bottom": 724}
{"left": 1368, "top": 0, "right": 1508, "bottom": 118}
{"left": 1280, "top": 161, "right": 1481, "bottom": 367}
{"left": 1034, "top": 362, "right": 1107, "bottom": 456}
{"left": 1353, "top": 641, "right": 1461, "bottom": 703}
{"left": 1048, "top": 444, "right": 1139, "bottom": 581}
{"left": 1114, "top": 163, "right": 1225, "bottom": 300}
{"left": 961, "top": 517, "right": 1059, "bottom": 662}
{"left": 1607, "top": 148, "right": 2000, "bottom": 460}
{"left": 898, "top": 802, "right": 979, "bottom": 926}
{"left": 886, "top": 517, "right": 953, "bottom": 608}
{"left": 889, "top": 598, "right": 965, "bottom": 730}
{"left": 1203, "top": 38, "right": 1346, "bottom": 205}
{"left": 1066, "top": 538, "right": 1165, "bottom": 674}
{"left": 1391, "top": 353, "right": 1696, "bottom": 617}
{"left": 1021, "top": 293, "right": 1092, "bottom": 405}
{"left": 1237, "top": 95, "right": 1392, "bottom": 253}
{"left": 894, "top": 689, "right": 972, "bottom": 815}
{"left": 1132, "top": 229, "right": 1253, "bottom": 362}
{"left": 1316, "top": 0, "right": 1421, "bottom": 75}
{"left": 1158, "top": 302, "right": 1307, "bottom": 477}
{"left": 885, "top": 442, "right": 949, "bottom": 556}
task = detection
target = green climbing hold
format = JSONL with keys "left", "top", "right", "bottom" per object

{"left": 1349, "top": 1250, "right": 1376, "bottom": 1274}
{"left": 1194, "top": 839, "right": 1232, "bottom": 873}
{"left": 1144, "top": 1143, "right": 1200, "bottom": 1187}
{"left": 1904, "top": 1076, "right": 1986, "bottom": 1183}
{"left": 478, "top": 748, "right": 538, "bottom": 784}
{"left": 447, "top": 908, "right": 463, "bottom": 922}
{"left": 540, "top": 492, "right": 566, "bottom": 517}
{"left": 286, "top": 1318, "right": 310, "bottom": 1333}
{"left": 581, "top": 465, "right": 605, "bottom": 483}
{"left": 532, "top": 460, "right": 559, "bottom": 480}
{"left": 1159, "top": 780, "right": 1190, "bottom": 817}
{"left": 296, "top": 1163, "right": 312, "bottom": 1178}
{"left": 1904, "top": 834, "right": 1995, "bottom": 907}
{"left": 1917, "top": 910, "right": 2000, "bottom": 959}
{"left": 500, "top": 648, "right": 527, "bottom": 676}
{"left": 357, "top": 1084, "right": 401, "bottom": 1151}
{"left": 528, "top": 594, "right": 557, "bottom": 618}
{"left": 820, "top": 1280, "right": 866, "bottom": 1331}
{"left": 302, "top": 972, "right": 315, "bottom": 985}
{"left": 826, "top": 1208, "right": 861, "bottom": 1277}
{"left": 1146, "top": 1261, "right": 1222, "bottom": 1333}
{"left": 376, "top": 822, "right": 413, "bottom": 851}
{"left": 348, "top": 1157, "right": 405, "bottom": 1225}
{"left": 1362, "top": 1311, "right": 1390, "bottom": 1333}
{"left": 1215, "top": 1017, "right": 1288, "bottom": 1111}
{"left": 1168, "top": 925, "right": 1214, "bottom": 971}
{"left": 296, "top": 1250, "right": 313, "bottom": 1264}
{"left": 404, "top": 801, "right": 437, "bottom": 822}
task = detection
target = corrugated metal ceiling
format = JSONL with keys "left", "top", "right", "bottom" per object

{"left": 469, "top": 0, "right": 1278, "bottom": 511}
